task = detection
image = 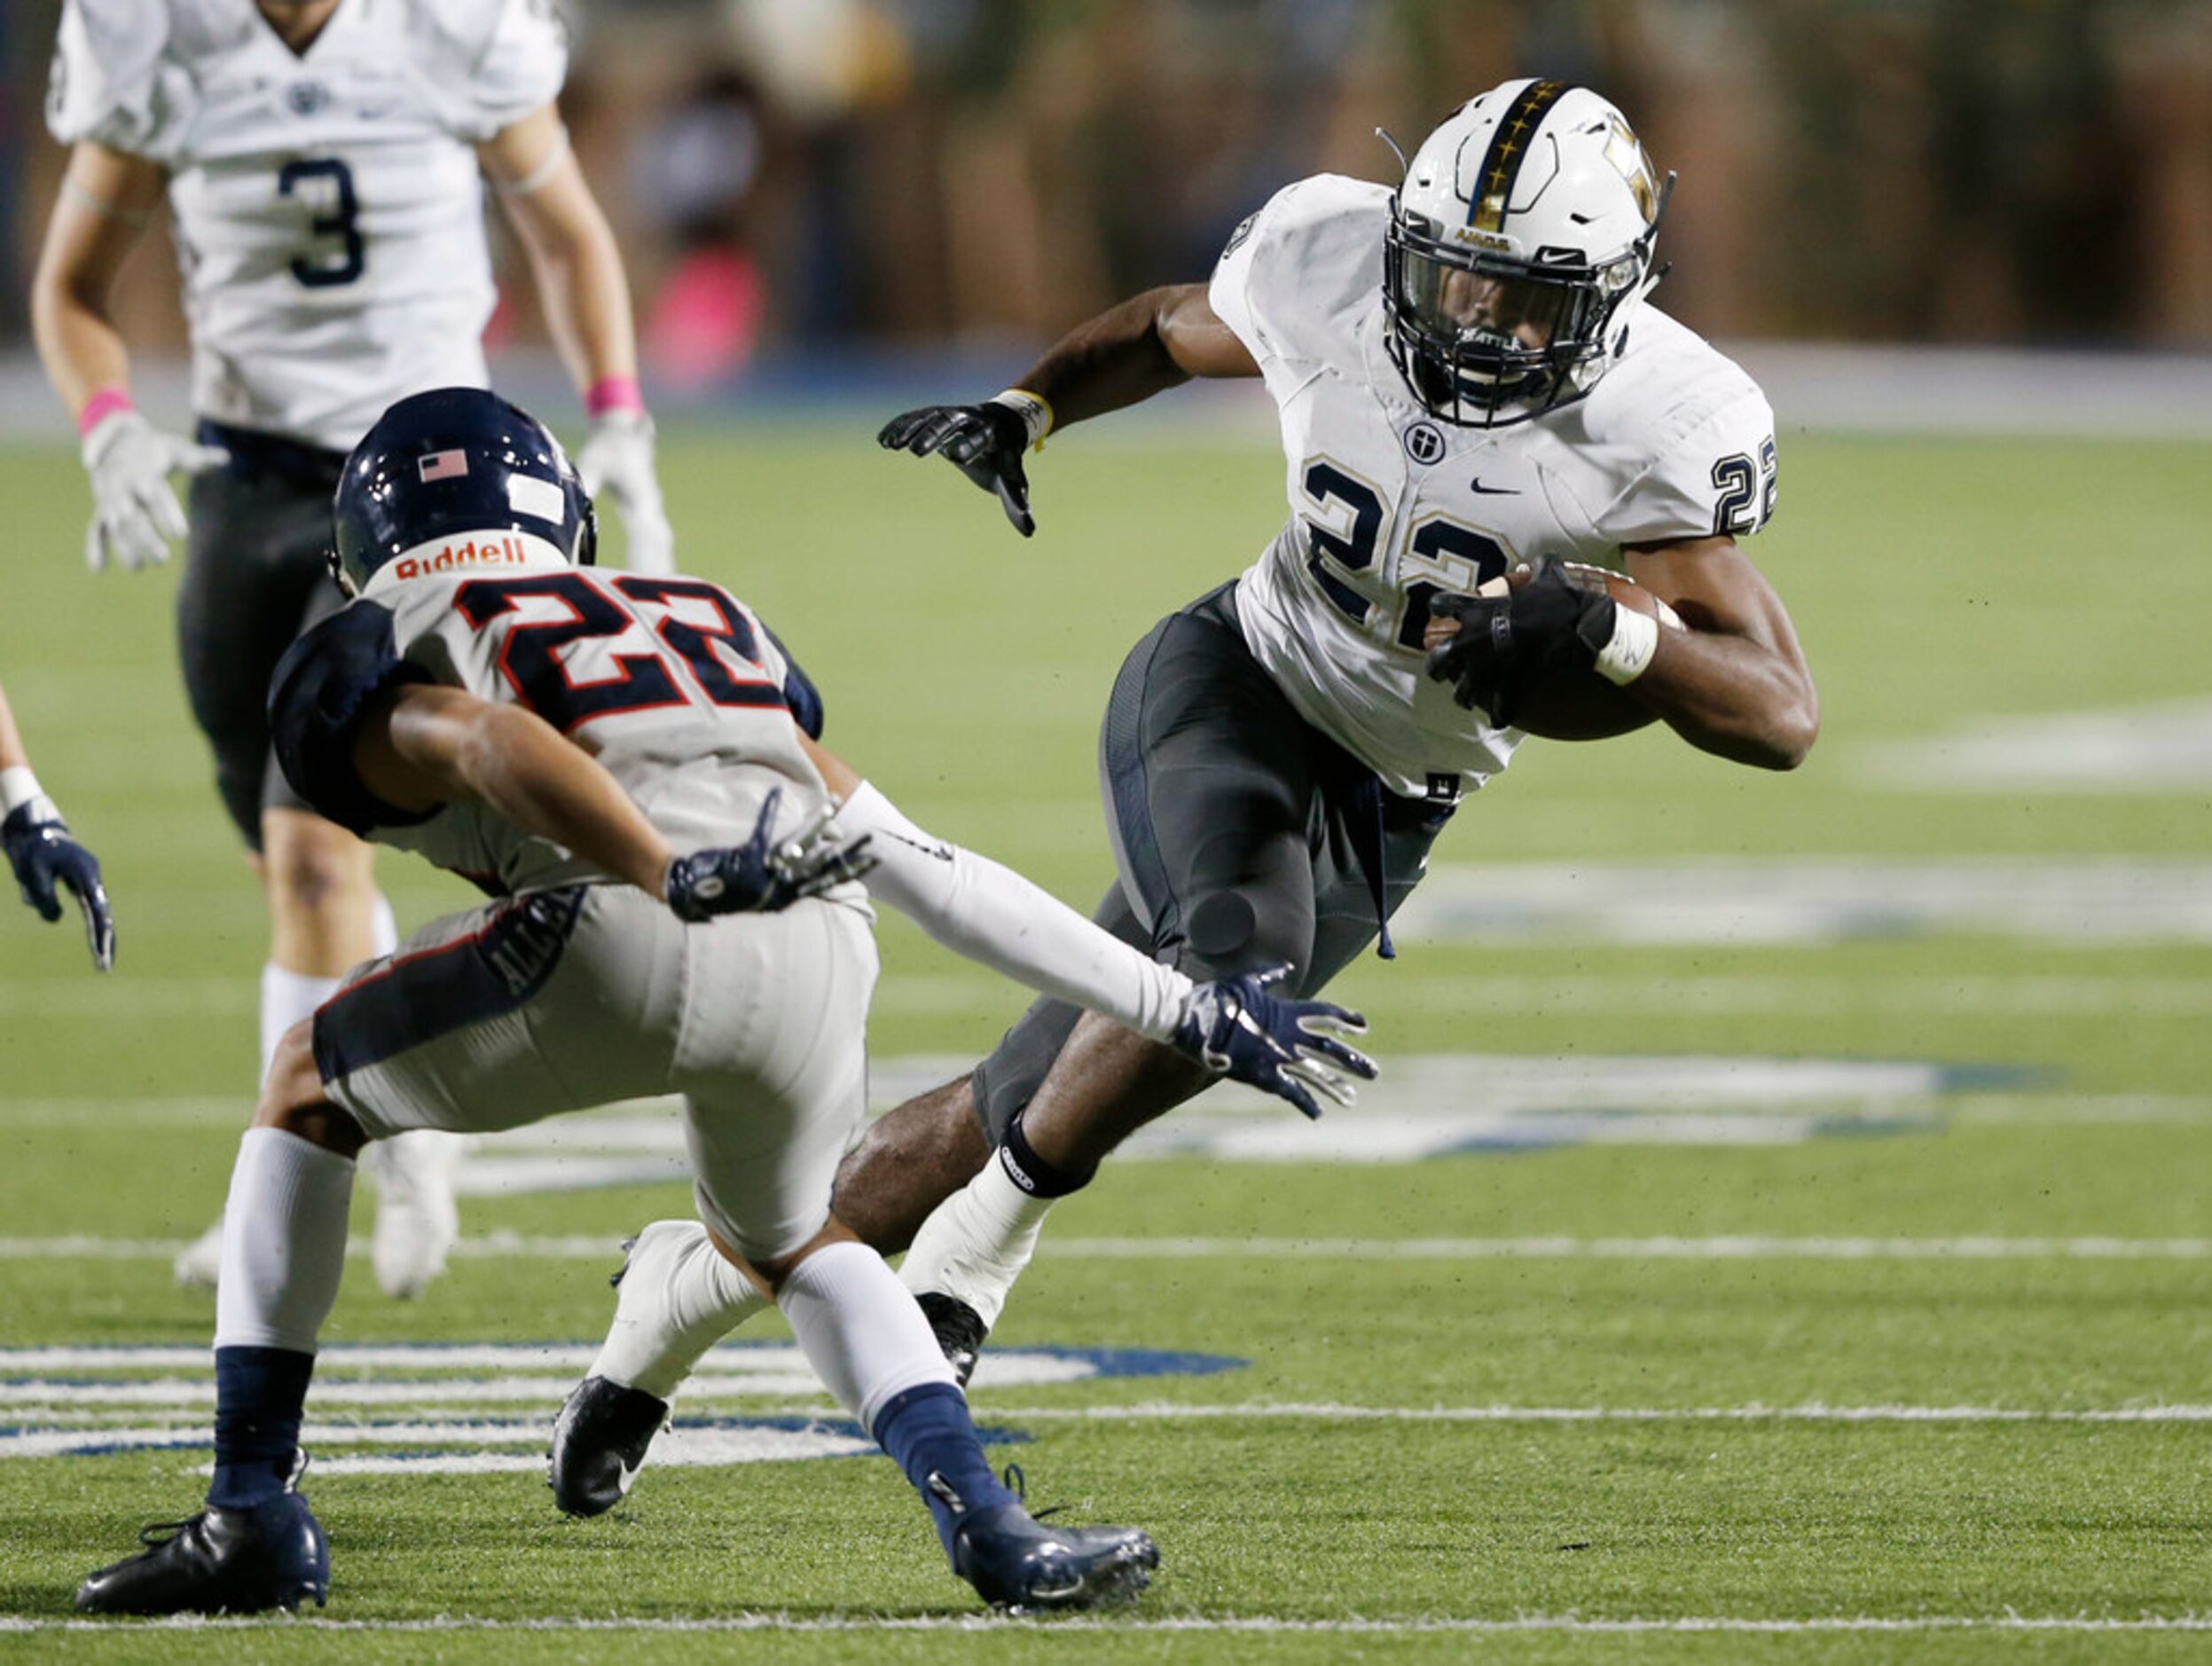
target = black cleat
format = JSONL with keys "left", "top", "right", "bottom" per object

{"left": 939, "top": 1469, "right": 1159, "bottom": 1612}
{"left": 75, "top": 1491, "right": 328, "bottom": 1616}
{"left": 917, "top": 1292, "right": 987, "bottom": 1387}
{"left": 548, "top": 1375, "right": 669, "bottom": 1518}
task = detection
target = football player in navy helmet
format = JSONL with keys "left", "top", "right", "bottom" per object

{"left": 74, "top": 388, "right": 1372, "bottom": 1617}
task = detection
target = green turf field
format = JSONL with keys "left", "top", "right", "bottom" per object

{"left": 1, "top": 420, "right": 2208, "bottom": 1660}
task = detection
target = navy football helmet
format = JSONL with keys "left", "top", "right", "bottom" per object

{"left": 332, "top": 388, "right": 596, "bottom": 590}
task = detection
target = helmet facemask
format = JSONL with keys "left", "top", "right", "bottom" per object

{"left": 1384, "top": 200, "right": 1662, "bottom": 428}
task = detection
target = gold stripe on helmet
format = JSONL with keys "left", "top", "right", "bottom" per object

{"left": 1471, "top": 79, "right": 1569, "bottom": 233}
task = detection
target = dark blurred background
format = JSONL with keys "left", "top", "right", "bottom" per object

{"left": 4, "top": 0, "right": 2209, "bottom": 396}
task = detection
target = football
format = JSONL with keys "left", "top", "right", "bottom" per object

{"left": 1431, "top": 562, "right": 1685, "bottom": 742}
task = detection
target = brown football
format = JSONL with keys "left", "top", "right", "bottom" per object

{"left": 1428, "top": 562, "right": 1684, "bottom": 743}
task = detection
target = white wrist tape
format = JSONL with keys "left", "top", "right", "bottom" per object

{"left": 989, "top": 389, "right": 1054, "bottom": 449}
{"left": 1, "top": 766, "right": 46, "bottom": 816}
{"left": 1591, "top": 605, "right": 1661, "bottom": 686}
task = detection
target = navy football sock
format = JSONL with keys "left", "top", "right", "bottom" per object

{"left": 208, "top": 1345, "right": 316, "bottom": 1511}
{"left": 872, "top": 1381, "right": 1017, "bottom": 1558}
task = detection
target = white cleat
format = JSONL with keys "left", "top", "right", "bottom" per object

{"left": 171, "top": 1220, "right": 226, "bottom": 1291}
{"left": 366, "top": 1129, "right": 464, "bottom": 1299}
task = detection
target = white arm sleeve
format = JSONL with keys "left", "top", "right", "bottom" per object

{"left": 839, "top": 782, "right": 1194, "bottom": 1043}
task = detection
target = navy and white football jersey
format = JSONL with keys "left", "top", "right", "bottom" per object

{"left": 1212, "top": 174, "right": 1779, "bottom": 798}
{"left": 271, "top": 544, "right": 839, "bottom": 901}
{"left": 47, "top": 0, "right": 566, "bottom": 450}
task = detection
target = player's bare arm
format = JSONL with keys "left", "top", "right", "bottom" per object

{"left": 33, "top": 143, "right": 229, "bottom": 572}
{"left": 878, "top": 284, "right": 1259, "bottom": 536}
{"left": 29, "top": 142, "right": 161, "bottom": 412}
{"left": 1014, "top": 282, "right": 1260, "bottom": 428}
{"left": 1618, "top": 535, "right": 1818, "bottom": 768}
{"left": 351, "top": 685, "right": 676, "bottom": 896}
{"left": 482, "top": 106, "right": 675, "bottom": 573}
{"left": 480, "top": 107, "right": 640, "bottom": 407}
{"left": 1424, "top": 540, "right": 1817, "bottom": 771}
{"left": 349, "top": 684, "right": 864, "bottom": 919}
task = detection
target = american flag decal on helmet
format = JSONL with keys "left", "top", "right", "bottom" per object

{"left": 418, "top": 449, "right": 469, "bottom": 482}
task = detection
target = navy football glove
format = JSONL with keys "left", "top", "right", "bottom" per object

{"left": 4, "top": 802, "right": 114, "bottom": 971}
{"left": 877, "top": 402, "right": 1034, "bottom": 537}
{"left": 1423, "top": 557, "right": 1615, "bottom": 726}
{"left": 1172, "top": 963, "right": 1376, "bottom": 1120}
{"left": 665, "top": 789, "right": 876, "bottom": 923}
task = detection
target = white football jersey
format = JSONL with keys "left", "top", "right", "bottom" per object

{"left": 282, "top": 546, "right": 839, "bottom": 900}
{"left": 1211, "top": 174, "right": 1779, "bottom": 799}
{"left": 47, "top": 0, "right": 566, "bottom": 452}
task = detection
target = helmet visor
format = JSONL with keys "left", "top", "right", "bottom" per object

{"left": 1398, "top": 254, "right": 1581, "bottom": 360}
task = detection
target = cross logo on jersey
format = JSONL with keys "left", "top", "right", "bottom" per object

{"left": 1402, "top": 421, "right": 1446, "bottom": 465}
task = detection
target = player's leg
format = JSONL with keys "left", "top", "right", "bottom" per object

{"left": 553, "top": 900, "right": 886, "bottom": 1515}
{"left": 264, "top": 563, "right": 463, "bottom": 1299}
{"left": 897, "top": 587, "right": 1326, "bottom": 1350}
{"left": 75, "top": 1029, "right": 360, "bottom": 1615}
{"left": 168, "top": 454, "right": 421, "bottom": 1290}
{"left": 80, "top": 887, "right": 692, "bottom": 1612}
{"left": 609, "top": 902, "right": 1152, "bottom": 1606}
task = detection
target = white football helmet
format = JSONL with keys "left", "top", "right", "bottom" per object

{"left": 1383, "top": 79, "right": 1672, "bottom": 426}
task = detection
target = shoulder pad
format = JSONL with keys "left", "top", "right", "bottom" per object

{"left": 407, "top": 0, "right": 569, "bottom": 140}
{"left": 1211, "top": 174, "right": 1387, "bottom": 368}
{"left": 47, "top": 0, "right": 176, "bottom": 152}
{"left": 268, "top": 601, "right": 438, "bottom": 837}
{"left": 762, "top": 623, "right": 826, "bottom": 740}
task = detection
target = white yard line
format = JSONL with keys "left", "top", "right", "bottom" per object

{"left": 5, "top": 1233, "right": 2210, "bottom": 1261}
{"left": 12, "top": 1402, "right": 2212, "bottom": 1435}
{"left": 967, "top": 1402, "right": 2212, "bottom": 1424}
{"left": 3, "top": 1614, "right": 2209, "bottom": 1635}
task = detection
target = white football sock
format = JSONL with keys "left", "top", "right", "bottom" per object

{"left": 366, "top": 1128, "right": 465, "bottom": 1299}
{"left": 777, "top": 1239, "right": 958, "bottom": 1435}
{"left": 213, "top": 1127, "right": 357, "bottom": 1355}
{"left": 370, "top": 892, "right": 398, "bottom": 957}
{"left": 259, "top": 966, "right": 343, "bottom": 1085}
{"left": 589, "top": 1220, "right": 770, "bottom": 1398}
{"left": 257, "top": 892, "right": 397, "bottom": 1081}
{"left": 898, "top": 1153, "right": 1055, "bottom": 1331}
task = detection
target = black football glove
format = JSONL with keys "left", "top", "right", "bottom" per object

{"left": 665, "top": 788, "right": 877, "bottom": 923}
{"left": 1171, "top": 963, "right": 1377, "bottom": 1120}
{"left": 4, "top": 801, "right": 115, "bottom": 971}
{"left": 877, "top": 402, "right": 1034, "bottom": 537}
{"left": 1422, "top": 557, "right": 1618, "bottom": 727}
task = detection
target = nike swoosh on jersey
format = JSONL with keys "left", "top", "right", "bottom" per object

{"left": 1468, "top": 478, "right": 1522, "bottom": 496}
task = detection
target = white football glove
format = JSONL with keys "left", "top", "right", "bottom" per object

{"left": 79, "top": 410, "right": 230, "bottom": 573}
{"left": 575, "top": 409, "right": 675, "bottom": 576}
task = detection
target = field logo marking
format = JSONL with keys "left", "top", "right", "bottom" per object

{"left": 0, "top": 1340, "right": 1243, "bottom": 1472}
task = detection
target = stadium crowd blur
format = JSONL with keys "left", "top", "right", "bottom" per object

{"left": 3, "top": 0, "right": 2208, "bottom": 394}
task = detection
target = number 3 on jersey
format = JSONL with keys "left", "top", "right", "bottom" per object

{"left": 1299, "top": 458, "right": 1509, "bottom": 652}
{"left": 453, "top": 572, "right": 784, "bottom": 734}
{"left": 278, "top": 157, "right": 365, "bottom": 287}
